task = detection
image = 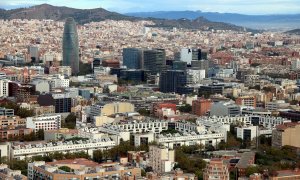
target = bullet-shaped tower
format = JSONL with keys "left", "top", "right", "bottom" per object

{"left": 63, "top": 17, "right": 79, "bottom": 75}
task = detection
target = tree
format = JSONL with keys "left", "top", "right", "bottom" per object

{"left": 78, "top": 62, "right": 92, "bottom": 75}
{"left": 62, "top": 113, "right": 77, "bottom": 129}
{"left": 36, "top": 129, "right": 44, "bottom": 140}
{"left": 59, "top": 166, "right": 72, "bottom": 172}
{"left": 93, "top": 150, "right": 103, "bottom": 163}
{"left": 23, "top": 132, "right": 36, "bottom": 141}
{"left": 178, "top": 104, "right": 192, "bottom": 113}
{"left": 137, "top": 108, "right": 150, "bottom": 116}
{"left": 0, "top": 101, "right": 34, "bottom": 118}
{"left": 245, "top": 166, "right": 260, "bottom": 177}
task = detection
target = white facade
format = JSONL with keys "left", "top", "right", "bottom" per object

{"left": 265, "top": 100, "right": 290, "bottom": 111}
{"left": 112, "top": 120, "right": 168, "bottom": 134}
{"left": 156, "top": 132, "right": 225, "bottom": 149}
{"left": 187, "top": 69, "right": 205, "bottom": 84}
{"left": 1, "top": 138, "right": 116, "bottom": 160}
{"left": 180, "top": 48, "right": 193, "bottom": 65}
{"left": 49, "top": 75, "right": 70, "bottom": 89}
{"left": 78, "top": 126, "right": 130, "bottom": 145}
{"left": 197, "top": 115, "right": 290, "bottom": 129}
{"left": 26, "top": 114, "right": 61, "bottom": 132}
{"left": 175, "top": 122, "right": 205, "bottom": 133}
{"left": 0, "top": 79, "right": 9, "bottom": 97}
{"left": 134, "top": 133, "right": 155, "bottom": 147}
{"left": 236, "top": 126, "right": 257, "bottom": 141}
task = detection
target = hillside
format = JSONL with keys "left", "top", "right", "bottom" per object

{"left": 0, "top": 4, "right": 250, "bottom": 31}
{"left": 285, "top": 29, "right": 300, "bottom": 35}
{"left": 126, "top": 11, "right": 300, "bottom": 30}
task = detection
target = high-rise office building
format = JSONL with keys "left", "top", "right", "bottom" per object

{"left": 63, "top": 17, "right": 79, "bottom": 75}
{"left": 191, "top": 60, "right": 209, "bottom": 77}
{"left": 159, "top": 70, "right": 187, "bottom": 93}
{"left": 28, "top": 46, "right": 39, "bottom": 63}
{"left": 143, "top": 49, "right": 166, "bottom": 74}
{"left": 123, "top": 48, "right": 143, "bottom": 69}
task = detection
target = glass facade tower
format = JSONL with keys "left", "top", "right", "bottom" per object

{"left": 63, "top": 17, "right": 79, "bottom": 75}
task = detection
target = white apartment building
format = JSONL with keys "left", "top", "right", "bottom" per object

{"left": 112, "top": 120, "right": 168, "bottom": 134}
{"left": 265, "top": 100, "right": 290, "bottom": 111}
{"left": 174, "top": 121, "right": 205, "bottom": 133}
{"left": 149, "top": 145, "right": 175, "bottom": 173}
{"left": 236, "top": 126, "right": 272, "bottom": 141}
{"left": 156, "top": 132, "right": 226, "bottom": 149}
{"left": 26, "top": 114, "right": 61, "bottom": 132}
{"left": 0, "top": 138, "right": 116, "bottom": 160}
{"left": 197, "top": 115, "right": 289, "bottom": 129}
{"left": 49, "top": 75, "right": 69, "bottom": 89}
{"left": 197, "top": 116, "right": 252, "bottom": 126}
{"left": 78, "top": 126, "right": 130, "bottom": 145}
{"left": 0, "top": 79, "right": 9, "bottom": 97}
{"left": 134, "top": 133, "right": 155, "bottom": 147}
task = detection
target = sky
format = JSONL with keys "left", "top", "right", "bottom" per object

{"left": 0, "top": 0, "right": 300, "bottom": 15}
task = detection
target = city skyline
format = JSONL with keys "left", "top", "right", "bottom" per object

{"left": 1, "top": 0, "right": 300, "bottom": 15}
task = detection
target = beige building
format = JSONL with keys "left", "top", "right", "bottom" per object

{"left": 203, "top": 159, "right": 229, "bottom": 180}
{"left": 101, "top": 102, "right": 135, "bottom": 116}
{"left": 149, "top": 145, "right": 175, "bottom": 173}
{"left": 94, "top": 115, "right": 115, "bottom": 127}
{"left": 272, "top": 123, "right": 300, "bottom": 148}
{"left": 33, "top": 105, "right": 55, "bottom": 116}
{"left": 28, "top": 159, "right": 141, "bottom": 180}
{"left": 91, "top": 102, "right": 135, "bottom": 118}
{"left": 0, "top": 116, "right": 26, "bottom": 128}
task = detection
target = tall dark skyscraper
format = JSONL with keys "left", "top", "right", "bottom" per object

{"left": 159, "top": 70, "right": 187, "bottom": 93}
{"left": 123, "top": 48, "right": 143, "bottom": 69}
{"left": 63, "top": 17, "right": 79, "bottom": 75}
{"left": 143, "top": 49, "right": 166, "bottom": 74}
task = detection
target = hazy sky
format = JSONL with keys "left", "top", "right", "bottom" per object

{"left": 1, "top": 0, "right": 300, "bottom": 14}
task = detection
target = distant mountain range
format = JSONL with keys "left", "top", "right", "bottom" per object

{"left": 126, "top": 11, "right": 300, "bottom": 30}
{"left": 0, "top": 4, "right": 253, "bottom": 32}
{"left": 285, "top": 29, "right": 300, "bottom": 35}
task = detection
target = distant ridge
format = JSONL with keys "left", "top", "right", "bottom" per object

{"left": 0, "top": 4, "right": 253, "bottom": 32}
{"left": 285, "top": 29, "right": 300, "bottom": 35}
{"left": 126, "top": 10, "right": 300, "bottom": 30}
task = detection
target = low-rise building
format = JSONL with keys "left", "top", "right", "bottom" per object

{"left": 28, "top": 159, "right": 141, "bottom": 180}
{"left": 0, "top": 137, "right": 116, "bottom": 160}
{"left": 156, "top": 132, "right": 225, "bottom": 149}
{"left": 0, "top": 127, "right": 33, "bottom": 141}
{"left": 44, "top": 128, "right": 79, "bottom": 141}
{"left": 203, "top": 159, "right": 229, "bottom": 180}
{"left": 0, "top": 164, "right": 27, "bottom": 180}
{"left": 0, "top": 116, "right": 26, "bottom": 128}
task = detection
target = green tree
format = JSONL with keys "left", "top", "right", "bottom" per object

{"left": 178, "top": 104, "right": 192, "bottom": 113}
{"left": 62, "top": 113, "right": 77, "bottom": 129}
{"left": 36, "top": 129, "right": 44, "bottom": 140}
{"left": 137, "top": 108, "right": 150, "bottom": 116}
{"left": 93, "top": 150, "right": 103, "bottom": 163}
{"left": 23, "top": 132, "right": 36, "bottom": 141}
{"left": 245, "top": 166, "right": 260, "bottom": 177}
{"left": 59, "top": 166, "right": 72, "bottom": 172}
